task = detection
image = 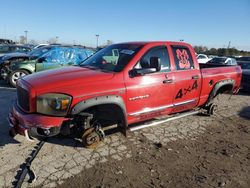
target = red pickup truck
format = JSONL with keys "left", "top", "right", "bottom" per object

{"left": 9, "top": 41, "right": 242, "bottom": 147}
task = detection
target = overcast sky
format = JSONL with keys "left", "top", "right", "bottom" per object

{"left": 1, "top": 0, "right": 250, "bottom": 50}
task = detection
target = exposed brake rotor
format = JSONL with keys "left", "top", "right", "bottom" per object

{"left": 82, "top": 127, "right": 105, "bottom": 149}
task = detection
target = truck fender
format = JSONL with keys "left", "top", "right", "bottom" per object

{"left": 71, "top": 95, "right": 128, "bottom": 128}
{"left": 206, "top": 79, "right": 235, "bottom": 106}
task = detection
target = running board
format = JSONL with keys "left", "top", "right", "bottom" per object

{"left": 129, "top": 110, "right": 200, "bottom": 132}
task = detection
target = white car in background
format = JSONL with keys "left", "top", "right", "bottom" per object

{"left": 33, "top": 44, "right": 49, "bottom": 49}
{"left": 197, "top": 54, "right": 212, "bottom": 64}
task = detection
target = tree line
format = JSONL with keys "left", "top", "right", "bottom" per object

{"left": 194, "top": 46, "right": 250, "bottom": 57}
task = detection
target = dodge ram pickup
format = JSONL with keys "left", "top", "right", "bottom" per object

{"left": 8, "top": 41, "right": 242, "bottom": 148}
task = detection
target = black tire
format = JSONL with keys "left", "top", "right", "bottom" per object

{"left": 9, "top": 69, "right": 29, "bottom": 87}
{"left": 0, "top": 66, "right": 10, "bottom": 80}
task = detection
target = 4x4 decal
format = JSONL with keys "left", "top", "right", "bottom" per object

{"left": 175, "top": 80, "right": 198, "bottom": 99}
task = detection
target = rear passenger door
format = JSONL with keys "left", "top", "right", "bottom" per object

{"left": 171, "top": 46, "right": 202, "bottom": 112}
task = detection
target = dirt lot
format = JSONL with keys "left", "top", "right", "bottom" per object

{"left": 0, "top": 80, "right": 250, "bottom": 188}
{"left": 59, "top": 114, "right": 250, "bottom": 188}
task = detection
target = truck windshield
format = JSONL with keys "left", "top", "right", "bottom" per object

{"left": 80, "top": 44, "right": 144, "bottom": 72}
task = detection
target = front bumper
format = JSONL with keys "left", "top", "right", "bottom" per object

{"left": 9, "top": 102, "right": 70, "bottom": 138}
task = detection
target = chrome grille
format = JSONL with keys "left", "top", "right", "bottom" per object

{"left": 17, "top": 86, "right": 30, "bottom": 111}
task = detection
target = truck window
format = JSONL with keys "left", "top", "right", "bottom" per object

{"left": 172, "top": 46, "right": 194, "bottom": 70}
{"left": 135, "top": 46, "right": 170, "bottom": 72}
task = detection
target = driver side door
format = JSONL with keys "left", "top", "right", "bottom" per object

{"left": 125, "top": 46, "right": 175, "bottom": 123}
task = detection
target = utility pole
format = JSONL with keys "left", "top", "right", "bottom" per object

{"left": 95, "top": 34, "right": 99, "bottom": 48}
{"left": 24, "top": 30, "right": 28, "bottom": 44}
{"left": 56, "top": 36, "right": 59, "bottom": 43}
{"left": 4, "top": 25, "right": 6, "bottom": 39}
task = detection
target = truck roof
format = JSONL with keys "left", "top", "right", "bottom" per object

{"left": 117, "top": 41, "right": 190, "bottom": 46}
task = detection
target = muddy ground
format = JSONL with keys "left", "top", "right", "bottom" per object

{"left": 59, "top": 112, "right": 250, "bottom": 188}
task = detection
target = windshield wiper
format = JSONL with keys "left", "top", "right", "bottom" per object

{"left": 81, "top": 65, "right": 113, "bottom": 73}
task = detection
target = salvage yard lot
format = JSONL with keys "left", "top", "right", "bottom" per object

{"left": 0, "top": 80, "right": 250, "bottom": 188}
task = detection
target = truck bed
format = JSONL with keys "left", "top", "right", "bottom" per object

{"left": 199, "top": 63, "right": 236, "bottom": 69}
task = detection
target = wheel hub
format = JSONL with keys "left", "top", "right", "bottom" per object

{"left": 82, "top": 127, "right": 105, "bottom": 148}
{"left": 12, "top": 71, "right": 27, "bottom": 83}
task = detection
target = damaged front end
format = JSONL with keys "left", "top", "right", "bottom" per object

{"left": 8, "top": 102, "right": 71, "bottom": 141}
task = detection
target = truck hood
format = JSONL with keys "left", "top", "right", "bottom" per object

{"left": 21, "top": 66, "right": 114, "bottom": 92}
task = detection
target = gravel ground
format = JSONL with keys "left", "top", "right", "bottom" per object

{"left": 0, "top": 80, "right": 250, "bottom": 188}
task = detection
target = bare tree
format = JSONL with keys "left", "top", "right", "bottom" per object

{"left": 29, "top": 39, "right": 38, "bottom": 45}
{"left": 106, "top": 40, "right": 113, "bottom": 45}
{"left": 47, "top": 37, "right": 58, "bottom": 44}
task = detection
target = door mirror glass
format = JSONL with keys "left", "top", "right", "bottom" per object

{"left": 150, "top": 57, "right": 161, "bottom": 71}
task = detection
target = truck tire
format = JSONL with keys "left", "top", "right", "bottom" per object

{"left": 0, "top": 66, "right": 8, "bottom": 80}
{"left": 207, "top": 103, "right": 217, "bottom": 116}
{"left": 206, "top": 94, "right": 223, "bottom": 116}
{"left": 9, "top": 70, "right": 29, "bottom": 87}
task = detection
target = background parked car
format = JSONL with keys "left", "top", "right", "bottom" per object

{"left": 5, "top": 45, "right": 94, "bottom": 87}
{"left": 0, "top": 44, "right": 31, "bottom": 56}
{"left": 0, "top": 46, "right": 56, "bottom": 80}
{"left": 237, "top": 56, "right": 250, "bottom": 64}
{"left": 0, "top": 38, "right": 15, "bottom": 44}
{"left": 237, "top": 61, "right": 250, "bottom": 91}
{"left": 207, "top": 57, "right": 237, "bottom": 66}
{"left": 197, "top": 54, "right": 212, "bottom": 64}
{"left": 33, "top": 44, "right": 49, "bottom": 49}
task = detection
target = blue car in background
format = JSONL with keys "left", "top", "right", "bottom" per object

{"left": 1, "top": 45, "right": 94, "bottom": 87}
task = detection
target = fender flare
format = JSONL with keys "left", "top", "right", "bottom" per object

{"left": 206, "top": 79, "right": 235, "bottom": 105}
{"left": 71, "top": 95, "right": 127, "bottom": 127}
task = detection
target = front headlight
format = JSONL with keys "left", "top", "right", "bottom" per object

{"left": 37, "top": 93, "right": 72, "bottom": 116}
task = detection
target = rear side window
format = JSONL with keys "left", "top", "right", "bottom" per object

{"left": 172, "top": 46, "right": 194, "bottom": 70}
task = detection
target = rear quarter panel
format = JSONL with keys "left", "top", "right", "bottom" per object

{"left": 198, "top": 66, "right": 242, "bottom": 106}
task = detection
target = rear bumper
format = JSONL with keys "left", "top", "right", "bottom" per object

{"left": 9, "top": 102, "right": 70, "bottom": 138}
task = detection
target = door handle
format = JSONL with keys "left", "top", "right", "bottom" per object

{"left": 163, "top": 79, "right": 173, "bottom": 84}
{"left": 192, "top": 75, "right": 199, "bottom": 80}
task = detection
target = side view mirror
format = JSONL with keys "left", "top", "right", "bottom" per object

{"left": 129, "top": 57, "right": 161, "bottom": 78}
{"left": 37, "top": 57, "right": 46, "bottom": 63}
{"left": 150, "top": 57, "right": 161, "bottom": 71}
